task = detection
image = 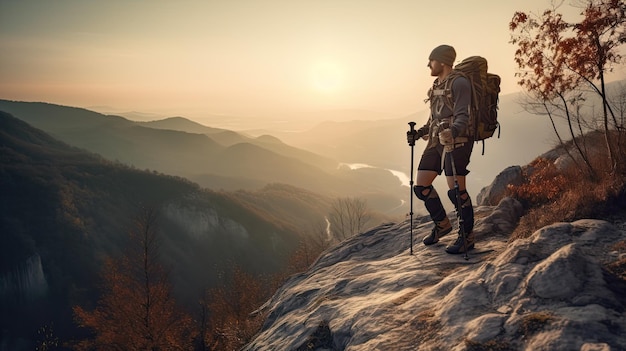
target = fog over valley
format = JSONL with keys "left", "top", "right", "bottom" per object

{"left": 0, "top": 87, "right": 577, "bottom": 218}
{"left": 2, "top": 0, "right": 626, "bottom": 348}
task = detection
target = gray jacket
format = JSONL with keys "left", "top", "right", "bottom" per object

{"left": 422, "top": 72, "right": 472, "bottom": 149}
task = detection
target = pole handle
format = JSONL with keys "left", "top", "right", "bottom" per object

{"left": 408, "top": 122, "right": 417, "bottom": 147}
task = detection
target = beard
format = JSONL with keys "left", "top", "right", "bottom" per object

{"left": 430, "top": 62, "right": 443, "bottom": 77}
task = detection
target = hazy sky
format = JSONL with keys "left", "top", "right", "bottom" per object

{"left": 1, "top": 0, "right": 624, "bottom": 124}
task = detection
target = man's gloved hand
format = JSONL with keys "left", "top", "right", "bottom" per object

{"left": 417, "top": 126, "right": 429, "bottom": 140}
{"left": 438, "top": 128, "right": 455, "bottom": 146}
{"left": 407, "top": 130, "right": 418, "bottom": 145}
{"left": 407, "top": 126, "right": 429, "bottom": 145}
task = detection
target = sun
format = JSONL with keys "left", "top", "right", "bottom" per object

{"left": 310, "top": 60, "right": 344, "bottom": 94}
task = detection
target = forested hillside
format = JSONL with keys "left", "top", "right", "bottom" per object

{"left": 0, "top": 111, "right": 331, "bottom": 348}
{"left": 0, "top": 100, "right": 406, "bottom": 216}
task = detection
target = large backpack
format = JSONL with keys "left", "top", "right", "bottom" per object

{"left": 436, "top": 56, "right": 501, "bottom": 154}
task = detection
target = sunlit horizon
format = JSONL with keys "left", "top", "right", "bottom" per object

{"left": 1, "top": 0, "right": 624, "bottom": 129}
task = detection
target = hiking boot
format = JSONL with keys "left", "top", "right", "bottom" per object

{"left": 445, "top": 231, "right": 475, "bottom": 254}
{"left": 422, "top": 217, "right": 452, "bottom": 245}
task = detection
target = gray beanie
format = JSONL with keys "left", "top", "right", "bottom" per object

{"left": 429, "top": 45, "right": 456, "bottom": 66}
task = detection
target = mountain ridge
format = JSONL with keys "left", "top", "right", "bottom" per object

{"left": 0, "top": 110, "right": 339, "bottom": 348}
{"left": 0, "top": 99, "right": 407, "bottom": 215}
{"left": 243, "top": 192, "right": 626, "bottom": 351}
{"left": 2, "top": 100, "right": 625, "bottom": 349}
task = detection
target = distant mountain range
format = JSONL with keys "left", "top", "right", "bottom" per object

{"left": 241, "top": 92, "right": 569, "bottom": 206}
{"left": 0, "top": 110, "right": 341, "bottom": 346}
{"left": 2, "top": 80, "right": 622, "bottom": 348}
{"left": 2, "top": 81, "right": 606, "bottom": 217}
{"left": 0, "top": 100, "right": 407, "bottom": 215}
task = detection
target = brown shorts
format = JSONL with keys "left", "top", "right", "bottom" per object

{"left": 417, "top": 141, "right": 474, "bottom": 176}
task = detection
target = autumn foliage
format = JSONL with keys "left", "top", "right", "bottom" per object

{"left": 506, "top": 158, "right": 567, "bottom": 208}
{"left": 72, "top": 209, "right": 195, "bottom": 350}
{"left": 197, "top": 266, "right": 269, "bottom": 351}
{"left": 509, "top": 0, "right": 625, "bottom": 174}
{"left": 507, "top": 134, "right": 626, "bottom": 241}
{"left": 510, "top": 0, "right": 624, "bottom": 97}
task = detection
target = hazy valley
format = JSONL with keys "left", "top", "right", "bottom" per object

{"left": 0, "top": 86, "right": 616, "bottom": 350}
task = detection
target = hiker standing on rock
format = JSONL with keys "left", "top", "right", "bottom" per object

{"left": 407, "top": 44, "right": 475, "bottom": 254}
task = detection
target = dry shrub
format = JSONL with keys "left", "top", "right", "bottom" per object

{"left": 611, "top": 240, "right": 626, "bottom": 253}
{"left": 606, "top": 240, "right": 626, "bottom": 281}
{"left": 507, "top": 158, "right": 573, "bottom": 240}
{"left": 518, "top": 312, "right": 554, "bottom": 337}
{"left": 507, "top": 135, "right": 626, "bottom": 241}
{"left": 464, "top": 339, "right": 513, "bottom": 351}
{"left": 606, "top": 258, "right": 626, "bottom": 281}
{"left": 294, "top": 321, "right": 334, "bottom": 351}
{"left": 200, "top": 266, "right": 271, "bottom": 351}
{"left": 507, "top": 158, "right": 568, "bottom": 208}
{"left": 410, "top": 310, "right": 441, "bottom": 345}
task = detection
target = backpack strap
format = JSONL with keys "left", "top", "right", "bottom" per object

{"left": 432, "top": 72, "right": 474, "bottom": 138}
{"left": 428, "top": 74, "right": 456, "bottom": 112}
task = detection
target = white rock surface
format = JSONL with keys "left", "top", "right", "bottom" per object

{"left": 243, "top": 198, "right": 626, "bottom": 351}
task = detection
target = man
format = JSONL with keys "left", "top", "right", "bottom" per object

{"left": 407, "top": 44, "right": 475, "bottom": 254}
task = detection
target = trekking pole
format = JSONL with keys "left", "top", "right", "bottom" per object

{"left": 446, "top": 148, "right": 470, "bottom": 260}
{"left": 408, "top": 122, "right": 417, "bottom": 255}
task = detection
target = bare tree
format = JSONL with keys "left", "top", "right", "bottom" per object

{"left": 610, "top": 82, "right": 626, "bottom": 129}
{"left": 327, "top": 197, "right": 371, "bottom": 242}
{"left": 198, "top": 265, "right": 266, "bottom": 351}
{"left": 510, "top": 0, "right": 625, "bottom": 175}
{"left": 519, "top": 93, "right": 590, "bottom": 173}
{"left": 288, "top": 220, "right": 333, "bottom": 272}
{"left": 73, "top": 207, "right": 195, "bottom": 351}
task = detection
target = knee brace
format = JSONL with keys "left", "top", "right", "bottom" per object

{"left": 447, "top": 189, "right": 471, "bottom": 208}
{"left": 448, "top": 189, "right": 474, "bottom": 232}
{"left": 414, "top": 185, "right": 447, "bottom": 222}
{"left": 414, "top": 185, "right": 434, "bottom": 200}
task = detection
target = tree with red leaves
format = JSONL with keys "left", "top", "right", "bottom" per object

{"left": 510, "top": 0, "right": 625, "bottom": 175}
